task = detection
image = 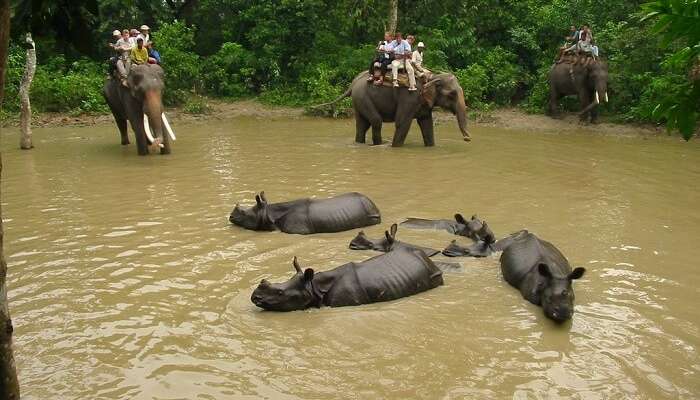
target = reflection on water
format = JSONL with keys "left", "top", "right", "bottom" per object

{"left": 2, "top": 117, "right": 699, "bottom": 399}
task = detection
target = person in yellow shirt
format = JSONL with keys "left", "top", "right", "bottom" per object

{"left": 130, "top": 38, "right": 149, "bottom": 65}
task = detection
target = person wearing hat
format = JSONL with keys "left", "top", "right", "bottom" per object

{"left": 107, "top": 30, "right": 122, "bottom": 76}
{"left": 412, "top": 41, "right": 426, "bottom": 79}
{"left": 129, "top": 29, "right": 140, "bottom": 45}
{"left": 138, "top": 25, "right": 150, "bottom": 45}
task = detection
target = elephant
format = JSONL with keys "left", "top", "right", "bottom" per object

{"left": 314, "top": 71, "right": 471, "bottom": 147}
{"left": 103, "top": 64, "right": 176, "bottom": 155}
{"left": 548, "top": 60, "right": 609, "bottom": 123}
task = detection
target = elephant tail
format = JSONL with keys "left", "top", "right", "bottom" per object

{"left": 309, "top": 86, "right": 352, "bottom": 109}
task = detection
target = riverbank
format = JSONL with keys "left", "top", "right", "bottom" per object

{"left": 0, "top": 98, "right": 667, "bottom": 138}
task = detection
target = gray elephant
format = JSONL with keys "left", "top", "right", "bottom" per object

{"left": 103, "top": 64, "right": 176, "bottom": 155}
{"left": 548, "top": 61, "right": 609, "bottom": 123}
{"left": 315, "top": 72, "right": 471, "bottom": 147}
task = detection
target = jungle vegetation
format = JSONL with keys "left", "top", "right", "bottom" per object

{"left": 0, "top": 0, "right": 698, "bottom": 137}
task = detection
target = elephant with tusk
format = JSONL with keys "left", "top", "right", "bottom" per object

{"left": 103, "top": 64, "right": 176, "bottom": 155}
{"left": 548, "top": 60, "right": 609, "bottom": 124}
{"left": 312, "top": 71, "right": 471, "bottom": 147}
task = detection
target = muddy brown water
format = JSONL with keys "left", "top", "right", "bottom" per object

{"left": 2, "top": 116, "right": 699, "bottom": 399}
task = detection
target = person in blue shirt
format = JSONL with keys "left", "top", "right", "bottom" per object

{"left": 147, "top": 41, "right": 161, "bottom": 64}
{"left": 389, "top": 32, "right": 416, "bottom": 91}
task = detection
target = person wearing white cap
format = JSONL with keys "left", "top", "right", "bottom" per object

{"left": 412, "top": 41, "right": 426, "bottom": 79}
{"left": 137, "top": 25, "right": 150, "bottom": 45}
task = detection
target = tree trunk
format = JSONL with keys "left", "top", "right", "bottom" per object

{"left": 0, "top": 0, "right": 21, "bottom": 398}
{"left": 20, "top": 33, "right": 36, "bottom": 150}
{"left": 388, "top": 0, "right": 398, "bottom": 34}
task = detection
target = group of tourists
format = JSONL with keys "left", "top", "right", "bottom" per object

{"left": 368, "top": 31, "right": 427, "bottom": 91}
{"left": 108, "top": 25, "right": 161, "bottom": 86}
{"left": 557, "top": 24, "right": 599, "bottom": 65}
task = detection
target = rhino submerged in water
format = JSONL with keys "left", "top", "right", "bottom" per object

{"left": 251, "top": 251, "right": 444, "bottom": 311}
{"left": 230, "top": 192, "right": 381, "bottom": 234}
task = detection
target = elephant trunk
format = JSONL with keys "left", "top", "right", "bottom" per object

{"left": 143, "top": 89, "right": 164, "bottom": 147}
{"left": 455, "top": 89, "right": 471, "bottom": 142}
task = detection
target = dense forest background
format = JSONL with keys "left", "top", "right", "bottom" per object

{"left": 0, "top": 0, "right": 695, "bottom": 128}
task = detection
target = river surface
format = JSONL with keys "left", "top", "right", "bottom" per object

{"left": 2, "top": 115, "right": 699, "bottom": 399}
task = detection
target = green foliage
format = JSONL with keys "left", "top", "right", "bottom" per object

{"left": 154, "top": 21, "right": 201, "bottom": 104}
{"left": 2, "top": 0, "right": 696, "bottom": 136}
{"left": 455, "top": 65, "right": 488, "bottom": 108}
{"left": 2, "top": 44, "right": 107, "bottom": 114}
{"left": 201, "top": 42, "right": 256, "bottom": 98}
{"left": 641, "top": 0, "right": 700, "bottom": 139}
{"left": 183, "top": 95, "right": 212, "bottom": 114}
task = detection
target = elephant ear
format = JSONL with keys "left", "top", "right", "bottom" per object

{"left": 421, "top": 78, "right": 441, "bottom": 108}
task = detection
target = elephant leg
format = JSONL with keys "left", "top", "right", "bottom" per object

{"left": 392, "top": 119, "right": 413, "bottom": 147}
{"left": 417, "top": 116, "right": 434, "bottom": 147}
{"left": 590, "top": 104, "right": 599, "bottom": 124}
{"left": 355, "top": 98, "right": 382, "bottom": 145}
{"left": 355, "top": 114, "right": 370, "bottom": 143}
{"left": 116, "top": 118, "right": 129, "bottom": 145}
{"left": 370, "top": 120, "right": 383, "bottom": 145}
{"left": 392, "top": 102, "right": 415, "bottom": 147}
{"left": 104, "top": 87, "right": 130, "bottom": 145}
{"left": 132, "top": 118, "right": 149, "bottom": 155}
{"left": 124, "top": 98, "right": 149, "bottom": 155}
{"left": 548, "top": 88, "right": 559, "bottom": 117}
{"left": 160, "top": 123, "right": 171, "bottom": 155}
{"left": 578, "top": 90, "right": 591, "bottom": 123}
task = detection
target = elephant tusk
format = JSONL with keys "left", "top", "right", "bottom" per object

{"left": 605, "top": 92, "right": 609, "bottom": 102}
{"left": 143, "top": 114, "right": 163, "bottom": 148}
{"left": 143, "top": 114, "right": 156, "bottom": 143}
{"left": 595, "top": 92, "right": 600, "bottom": 104}
{"left": 162, "top": 112, "right": 176, "bottom": 141}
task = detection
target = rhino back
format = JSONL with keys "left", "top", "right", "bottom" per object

{"left": 307, "top": 193, "right": 381, "bottom": 233}
{"left": 272, "top": 199, "right": 313, "bottom": 234}
{"left": 500, "top": 233, "right": 547, "bottom": 286}
{"left": 354, "top": 250, "right": 443, "bottom": 303}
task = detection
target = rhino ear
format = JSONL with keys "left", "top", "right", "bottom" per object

{"left": 538, "top": 263, "right": 553, "bottom": 279}
{"left": 259, "top": 191, "right": 268, "bottom": 203}
{"left": 390, "top": 223, "right": 398, "bottom": 238}
{"left": 303, "top": 268, "right": 315, "bottom": 281}
{"left": 255, "top": 195, "right": 262, "bottom": 206}
{"left": 471, "top": 214, "right": 478, "bottom": 220}
{"left": 455, "top": 213, "right": 467, "bottom": 224}
{"left": 385, "top": 230, "right": 395, "bottom": 244}
{"left": 292, "top": 256, "right": 302, "bottom": 273}
{"left": 569, "top": 267, "right": 586, "bottom": 280}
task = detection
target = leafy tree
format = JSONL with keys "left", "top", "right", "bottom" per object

{"left": 642, "top": 0, "right": 700, "bottom": 139}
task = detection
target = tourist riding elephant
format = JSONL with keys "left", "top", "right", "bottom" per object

{"left": 548, "top": 60, "right": 609, "bottom": 123}
{"left": 103, "top": 64, "right": 176, "bottom": 155}
{"left": 315, "top": 72, "right": 471, "bottom": 147}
